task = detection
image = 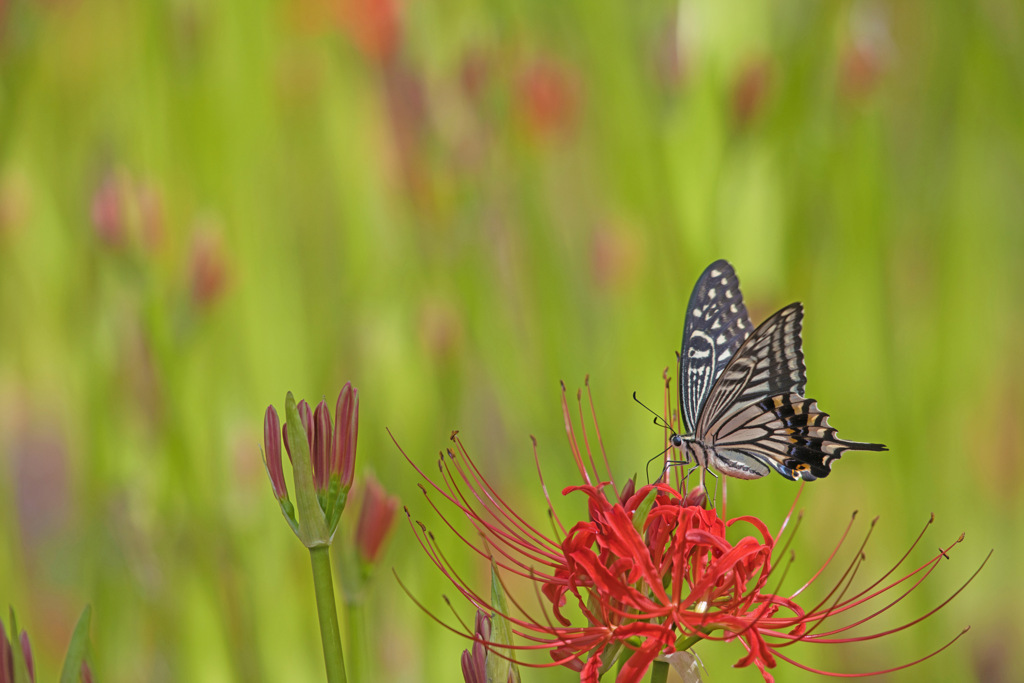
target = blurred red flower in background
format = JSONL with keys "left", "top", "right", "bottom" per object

{"left": 355, "top": 474, "right": 399, "bottom": 564}
{"left": 732, "top": 58, "right": 772, "bottom": 127}
{"left": 333, "top": 0, "right": 401, "bottom": 64}
{"left": 516, "top": 58, "right": 579, "bottom": 141}
{"left": 188, "top": 225, "right": 229, "bottom": 307}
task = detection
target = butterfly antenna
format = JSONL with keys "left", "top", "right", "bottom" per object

{"left": 632, "top": 392, "right": 676, "bottom": 432}
{"left": 635, "top": 391, "right": 688, "bottom": 485}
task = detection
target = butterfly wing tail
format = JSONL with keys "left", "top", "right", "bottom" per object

{"left": 716, "top": 393, "right": 887, "bottom": 481}
{"left": 768, "top": 394, "right": 886, "bottom": 479}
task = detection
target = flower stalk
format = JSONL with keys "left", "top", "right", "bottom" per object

{"left": 647, "top": 661, "right": 669, "bottom": 683}
{"left": 310, "top": 546, "right": 347, "bottom": 683}
{"left": 341, "top": 474, "right": 399, "bottom": 682}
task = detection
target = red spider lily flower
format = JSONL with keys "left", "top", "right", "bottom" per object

{"left": 263, "top": 384, "right": 359, "bottom": 546}
{"left": 399, "top": 379, "right": 987, "bottom": 682}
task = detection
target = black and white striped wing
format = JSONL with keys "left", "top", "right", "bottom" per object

{"left": 679, "top": 260, "right": 753, "bottom": 433}
{"left": 708, "top": 394, "right": 887, "bottom": 481}
{"left": 694, "top": 302, "right": 807, "bottom": 434}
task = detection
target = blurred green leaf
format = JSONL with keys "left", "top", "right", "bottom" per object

{"left": 487, "top": 565, "right": 521, "bottom": 683}
{"left": 58, "top": 605, "right": 92, "bottom": 683}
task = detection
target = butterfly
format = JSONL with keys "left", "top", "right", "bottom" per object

{"left": 671, "top": 259, "right": 886, "bottom": 487}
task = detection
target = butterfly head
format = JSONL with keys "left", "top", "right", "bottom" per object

{"left": 669, "top": 433, "right": 707, "bottom": 469}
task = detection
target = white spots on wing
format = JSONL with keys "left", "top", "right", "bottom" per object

{"left": 708, "top": 288, "right": 717, "bottom": 299}
{"left": 737, "top": 320, "right": 746, "bottom": 329}
{"left": 717, "top": 349, "right": 732, "bottom": 362}
{"left": 693, "top": 308, "right": 703, "bottom": 318}
{"left": 690, "top": 348, "right": 711, "bottom": 359}
{"left": 720, "top": 278, "right": 729, "bottom": 286}
{"left": 710, "top": 269, "right": 722, "bottom": 277}
{"left": 730, "top": 304, "right": 738, "bottom": 313}
{"left": 716, "top": 334, "right": 727, "bottom": 344}
{"left": 711, "top": 320, "right": 722, "bottom": 330}
{"left": 725, "top": 289, "right": 734, "bottom": 298}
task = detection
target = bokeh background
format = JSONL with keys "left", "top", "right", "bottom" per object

{"left": 1, "top": 0, "right": 1022, "bottom": 681}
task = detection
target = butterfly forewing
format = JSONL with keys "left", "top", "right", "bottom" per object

{"left": 679, "top": 260, "right": 753, "bottom": 433}
{"left": 695, "top": 302, "right": 807, "bottom": 435}
{"left": 711, "top": 393, "right": 887, "bottom": 480}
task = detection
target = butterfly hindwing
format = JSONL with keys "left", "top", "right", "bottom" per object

{"left": 695, "top": 302, "right": 807, "bottom": 434}
{"left": 710, "top": 393, "right": 887, "bottom": 481}
{"left": 679, "top": 260, "right": 753, "bottom": 433}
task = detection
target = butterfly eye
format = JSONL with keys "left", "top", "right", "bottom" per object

{"left": 687, "top": 348, "right": 697, "bottom": 357}
{"left": 670, "top": 434, "right": 684, "bottom": 449}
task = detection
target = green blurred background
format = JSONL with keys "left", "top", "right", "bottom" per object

{"left": 1, "top": 0, "right": 1022, "bottom": 681}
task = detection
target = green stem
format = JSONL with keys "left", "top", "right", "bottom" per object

{"left": 649, "top": 660, "right": 669, "bottom": 683}
{"left": 309, "top": 546, "right": 347, "bottom": 683}
{"left": 676, "top": 634, "right": 703, "bottom": 651}
{"left": 345, "top": 599, "right": 367, "bottom": 683}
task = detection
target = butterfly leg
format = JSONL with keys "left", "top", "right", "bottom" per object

{"left": 650, "top": 436, "right": 693, "bottom": 485}
{"left": 654, "top": 457, "right": 689, "bottom": 485}
{"left": 706, "top": 468, "right": 720, "bottom": 508}
{"left": 683, "top": 464, "right": 718, "bottom": 507}
{"left": 645, "top": 452, "right": 661, "bottom": 484}
{"left": 647, "top": 445, "right": 684, "bottom": 484}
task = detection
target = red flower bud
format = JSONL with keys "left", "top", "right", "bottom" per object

{"left": 332, "top": 382, "right": 358, "bottom": 493}
{"left": 263, "top": 406, "right": 288, "bottom": 500}
{"left": 355, "top": 475, "right": 397, "bottom": 564}
{"left": 264, "top": 384, "right": 361, "bottom": 545}
{"left": 312, "top": 400, "right": 333, "bottom": 491}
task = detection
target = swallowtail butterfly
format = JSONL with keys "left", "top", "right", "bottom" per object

{"left": 672, "top": 260, "right": 886, "bottom": 485}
